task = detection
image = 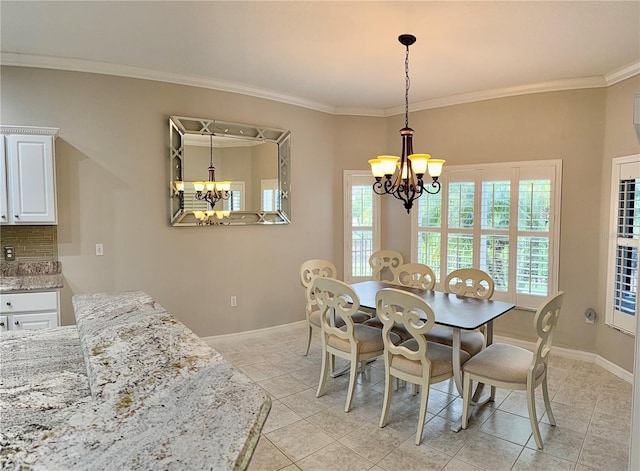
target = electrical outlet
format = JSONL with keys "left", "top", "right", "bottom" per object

{"left": 230, "top": 296, "right": 237, "bottom": 307}
{"left": 95, "top": 243, "right": 104, "bottom": 256}
{"left": 4, "top": 246, "right": 15, "bottom": 261}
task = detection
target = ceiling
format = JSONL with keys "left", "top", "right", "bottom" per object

{"left": 1, "top": 1, "right": 639, "bottom": 116}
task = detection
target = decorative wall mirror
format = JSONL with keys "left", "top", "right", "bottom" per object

{"left": 169, "top": 116, "right": 291, "bottom": 226}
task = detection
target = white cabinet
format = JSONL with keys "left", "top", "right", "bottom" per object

{"left": 0, "top": 291, "right": 59, "bottom": 331}
{"left": 0, "top": 126, "right": 59, "bottom": 225}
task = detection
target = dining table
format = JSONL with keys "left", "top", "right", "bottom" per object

{"left": 351, "top": 280, "right": 516, "bottom": 431}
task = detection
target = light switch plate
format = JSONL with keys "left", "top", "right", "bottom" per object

{"left": 95, "top": 243, "right": 104, "bottom": 256}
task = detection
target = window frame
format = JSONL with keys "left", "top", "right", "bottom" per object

{"left": 343, "top": 170, "right": 380, "bottom": 284}
{"left": 411, "top": 159, "right": 562, "bottom": 309}
{"left": 605, "top": 154, "right": 640, "bottom": 335}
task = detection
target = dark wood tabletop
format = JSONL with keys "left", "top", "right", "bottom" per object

{"left": 352, "top": 280, "right": 516, "bottom": 330}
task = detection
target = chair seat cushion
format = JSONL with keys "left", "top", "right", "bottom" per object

{"left": 363, "top": 318, "right": 412, "bottom": 342}
{"left": 424, "top": 325, "right": 485, "bottom": 356}
{"left": 310, "top": 310, "right": 345, "bottom": 328}
{"left": 462, "top": 343, "right": 545, "bottom": 384}
{"left": 328, "top": 325, "right": 400, "bottom": 354}
{"left": 309, "top": 310, "right": 371, "bottom": 328}
{"left": 391, "top": 339, "right": 470, "bottom": 378}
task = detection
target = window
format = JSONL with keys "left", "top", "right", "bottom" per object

{"left": 412, "top": 160, "right": 561, "bottom": 308}
{"left": 605, "top": 154, "right": 640, "bottom": 335}
{"left": 224, "top": 181, "right": 245, "bottom": 211}
{"left": 261, "top": 179, "right": 278, "bottom": 211}
{"left": 344, "top": 171, "right": 380, "bottom": 283}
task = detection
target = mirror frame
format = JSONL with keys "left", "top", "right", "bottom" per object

{"left": 169, "top": 116, "right": 291, "bottom": 226}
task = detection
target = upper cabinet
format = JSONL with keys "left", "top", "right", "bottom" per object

{"left": 0, "top": 126, "right": 59, "bottom": 225}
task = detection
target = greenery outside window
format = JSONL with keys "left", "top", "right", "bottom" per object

{"left": 344, "top": 171, "right": 380, "bottom": 283}
{"left": 412, "top": 160, "right": 561, "bottom": 308}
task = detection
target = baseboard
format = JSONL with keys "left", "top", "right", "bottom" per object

{"left": 201, "top": 320, "right": 307, "bottom": 343}
{"left": 202, "top": 322, "right": 633, "bottom": 384}
{"left": 494, "top": 334, "right": 633, "bottom": 384}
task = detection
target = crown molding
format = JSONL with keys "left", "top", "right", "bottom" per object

{"left": 0, "top": 125, "right": 59, "bottom": 136}
{"left": 605, "top": 61, "right": 640, "bottom": 86}
{"left": 3, "top": 52, "right": 639, "bottom": 118}
{"left": 381, "top": 76, "right": 610, "bottom": 117}
{"left": 0, "top": 52, "right": 335, "bottom": 115}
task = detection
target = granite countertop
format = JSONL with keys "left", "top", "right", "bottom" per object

{"left": 0, "top": 260, "right": 63, "bottom": 292}
{"left": 0, "top": 291, "right": 270, "bottom": 470}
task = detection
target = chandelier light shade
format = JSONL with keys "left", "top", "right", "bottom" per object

{"left": 194, "top": 134, "right": 231, "bottom": 209}
{"left": 369, "top": 34, "right": 445, "bottom": 214}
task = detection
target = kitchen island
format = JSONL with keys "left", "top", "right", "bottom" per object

{"left": 0, "top": 291, "right": 270, "bottom": 470}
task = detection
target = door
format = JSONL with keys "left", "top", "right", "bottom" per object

{"left": 6, "top": 134, "right": 57, "bottom": 223}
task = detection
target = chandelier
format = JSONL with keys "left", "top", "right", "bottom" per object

{"left": 368, "top": 34, "right": 445, "bottom": 214}
{"left": 193, "top": 134, "right": 232, "bottom": 209}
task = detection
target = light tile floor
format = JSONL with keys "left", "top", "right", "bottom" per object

{"left": 206, "top": 324, "right": 632, "bottom": 471}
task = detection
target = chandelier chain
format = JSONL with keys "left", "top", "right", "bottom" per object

{"left": 405, "top": 45, "right": 410, "bottom": 129}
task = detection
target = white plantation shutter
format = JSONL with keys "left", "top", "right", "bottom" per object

{"left": 606, "top": 155, "right": 640, "bottom": 335}
{"left": 344, "top": 171, "right": 380, "bottom": 283}
{"left": 412, "top": 160, "right": 561, "bottom": 308}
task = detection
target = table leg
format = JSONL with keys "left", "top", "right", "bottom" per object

{"left": 451, "top": 321, "right": 495, "bottom": 432}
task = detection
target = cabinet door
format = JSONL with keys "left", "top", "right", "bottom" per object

{"left": 0, "top": 315, "right": 7, "bottom": 332}
{"left": 11, "top": 312, "right": 58, "bottom": 330}
{"left": 6, "top": 134, "right": 57, "bottom": 224}
{"left": 0, "top": 139, "right": 7, "bottom": 224}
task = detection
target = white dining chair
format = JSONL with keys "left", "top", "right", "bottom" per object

{"left": 300, "top": 259, "right": 371, "bottom": 356}
{"left": 365, "top": 262, "right": 435, "bottom": 343}
{"left": 425, "top": 268, "right": 495, "bottom": 358}
{"left": 461, "top": 291, "right": 565, "bottom": 449}
{"left": 376, "top": 287, "right": 470, "bottom": 445}
{"left": 313, "top": 277, "right": 400, "bottom": 413}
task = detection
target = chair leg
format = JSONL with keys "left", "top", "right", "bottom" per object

{"left": 304, "top": 323, "right": 312, "bottom": 356}
{"left": 461, "top": 372, "right": 472, "bottom": 430}
{"left": 316, "top": 348, "right": 330, "bottom": 398}
{"left": 344, "top": 353, "right": 359, "bottom": 413}
{"left": 416, "top": 381, "right": 430, "bottom": 445}
{"left": 527, "top": 385, "right": 544, "bottom": 449}
{"left": 380, "top": 367, "right": 392, "bottom": 428}
{"left": 541, "top": 375, "right": 556, "bottom": 426}
{"left": 330, "top": 353, "right": 336, "bottom": 376}
{"left": 490, "top": 385, "right": 496, "bottom": 402}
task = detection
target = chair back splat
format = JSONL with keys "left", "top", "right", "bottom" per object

{"left": 444, "top": 268, "right": 495, "bottom": 300}
{"left": 369, "top": 250, "right": 404, "bottom": 282}
{"left": 394, "top": 262, "right": 436, "bottom": 290}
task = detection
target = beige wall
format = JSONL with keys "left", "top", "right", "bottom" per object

{"left": 2, "top": 65, "right": 638, "bottom": 372}
{"left": 1, "top": 66, "right": 336, "bottom": 336}
{"left": 596, "top": 77, "right": 640, "bottom": 371}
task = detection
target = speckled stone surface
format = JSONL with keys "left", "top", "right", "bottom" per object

{"left": 1, "top": 291, "right": 270, "bottom": 470}
{"left": 0, "top": 261, "right": 63, "bottom": 292}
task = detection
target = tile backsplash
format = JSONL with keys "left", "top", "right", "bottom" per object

{"left": 0, "top": 225, "right": 57, "bottom": 260}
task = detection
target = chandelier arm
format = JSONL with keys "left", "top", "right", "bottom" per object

{"left": 423, "top": 180, "right": 441, "bottom": 195}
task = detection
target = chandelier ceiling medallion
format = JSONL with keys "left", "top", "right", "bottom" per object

{"left": 368, "top": 34, "right": 445, "bottom": 214}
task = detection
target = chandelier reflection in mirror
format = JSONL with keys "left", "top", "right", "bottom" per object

{"left": 368, "top": 34, "right": 446, "bottom": 214}
{"left": 192, "top": 134, "right": 232, "bottom": 209}
{"left": 193, "top": 210, "right": 230, "bottom": 226}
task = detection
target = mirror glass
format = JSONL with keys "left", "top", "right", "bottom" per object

{"left": 169, "top": 116, "right": 291, "bottom": 226}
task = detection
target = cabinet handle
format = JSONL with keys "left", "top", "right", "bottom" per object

{"left": 14, "top": 320, "right": 19, "bottom": 325}
{"left": 1, "top": 215, "right": 5, "bottom": 219}
{"left": 5, "top": 302, "right": 11, "bottom": 307}
{"left": 0, "top": 322, "right": 4, "bottom": 327}
{"left": 14, "top": 215, "right": 19, "bottom": 219}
